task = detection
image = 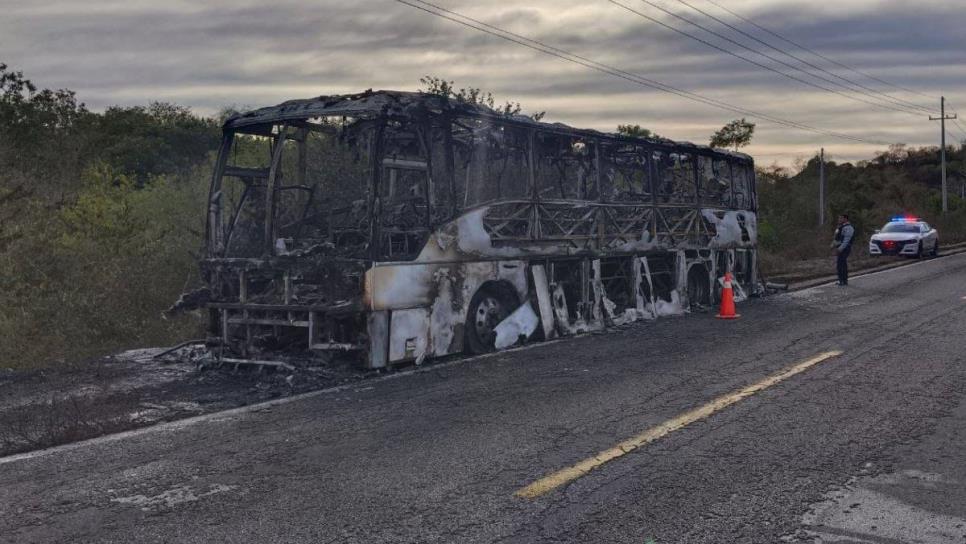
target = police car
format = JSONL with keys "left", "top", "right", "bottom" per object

{"left": 868, "top": 216, "right": 939, "bottom": 258}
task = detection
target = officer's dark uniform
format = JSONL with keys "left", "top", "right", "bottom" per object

{"left": 833, "top": 222, "right": 855, "bottom": 285}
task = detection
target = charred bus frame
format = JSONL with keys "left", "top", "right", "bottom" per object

{"left": 203, "top": 91, "right": 758, "bottom": 368}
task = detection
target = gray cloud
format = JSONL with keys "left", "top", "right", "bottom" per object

{"left": 2, "top": 0, "right": 964, "bottom": 165}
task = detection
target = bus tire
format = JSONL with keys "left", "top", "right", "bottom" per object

{"left": 465, "top": 282, "right": 520, "bottom": 354}
{"left": 686, "top": 265, "right": 711, "bottom": 309}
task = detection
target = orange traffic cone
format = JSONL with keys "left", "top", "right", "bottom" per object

{"left": 716, "top": 272, "right": 740, "bottom": 320}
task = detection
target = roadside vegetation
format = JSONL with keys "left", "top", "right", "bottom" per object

{"left": 1, "top": 65, "right": 963, "bottom": 369}
{"left": 0, "top": 64, "right": 218, "bottom": 370}
{"left": 755, "top": 148, "right": 966, "bottom": 276}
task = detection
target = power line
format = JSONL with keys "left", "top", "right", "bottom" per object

{"left": 669, "top": 0, "right": 937, "bottom": 116}
{"left": 394, "top": 0, "right": 890, "bottom": 145}
{"left": 943, "top": 99, "right": 966, "bottom": 139}
{"left": 610, "top": 0, "right": 927, "bottom": 117}
{"left": 945, "top": 127, "right": 966, "bottom": 148}
{"left": 700, "top": 0, "right": 939, "bottom": 103}
{"left": 945, "top": 114, "right": 966, "bottom": 140}
{"left": 946, "top": 129, "right": 959, "bottom": 147}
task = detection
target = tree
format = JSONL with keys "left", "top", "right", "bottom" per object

{"left": 419, "top": 76, "right": 545, "bottom": 121}
{"left": 875, "top": 143, "right": 909, "bottom": 165}
{"left": 0, "top": 64, "right": 93, "bottom": 248}
{"left": 709, "top": 118, "right": 755, "bottom": 151}
{"left": 617, "top": 124, "right": 660, "bottom": 140}
{"left": 1, "top": 62, "right": 90, "bottom": 176}
{"left": 89, "top": 102, "right": 219, "bottom": 183}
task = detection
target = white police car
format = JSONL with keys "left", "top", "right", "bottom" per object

{"left": 868, "top": 216, "right": 939, "bottom": 258}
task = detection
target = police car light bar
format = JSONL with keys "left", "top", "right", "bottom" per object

{"left": 890, "top": 215, "right": 920, "bottom": 222}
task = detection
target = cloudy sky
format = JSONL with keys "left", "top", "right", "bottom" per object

{"left": 3, "top": 0, "right": 964, "bottom": 166}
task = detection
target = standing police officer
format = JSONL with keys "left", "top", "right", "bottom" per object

{"left": 832, "top": 213, "right": 855, "bottom": 286}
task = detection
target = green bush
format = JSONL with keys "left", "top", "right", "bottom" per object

{"left": 0, "top": 163, "right": 209, "bottom": 369}
{"left": 0, "top": 64, "right": 220, "bottom": 369}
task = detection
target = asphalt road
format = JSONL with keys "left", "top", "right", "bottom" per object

{"left": 3, "top": 254, "right": 966, "bottom": 544}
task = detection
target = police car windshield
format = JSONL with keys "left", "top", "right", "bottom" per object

{"left": 881, "top": 222, "right": 920, "bottom": 233}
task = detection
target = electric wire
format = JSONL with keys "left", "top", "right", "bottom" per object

{"left": 394, "top": 0, "right": 891, "bottom": 145}
{"left": 945, "top": 129, "right": 964, "bottom": 150}
{"left": 942, "top": 99, "right": 966, "bottom": 139}
{"left": 611, "top": 0, "right": 927, "bottom": 117}
{"left": 669, "top": 0, "right": 937, "bottom": 115}
{"left": 700, "top": 0, "right": 940, "bottom": 103}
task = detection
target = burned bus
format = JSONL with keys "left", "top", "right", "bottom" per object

{"left": 203, "top": 91, "right": 758, "bottom": 368}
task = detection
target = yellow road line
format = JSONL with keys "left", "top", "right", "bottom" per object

{"left": 515, "top": 350, "right": 844, "bottom": 499}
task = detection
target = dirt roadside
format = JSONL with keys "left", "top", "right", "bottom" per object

{"left": 762, "top": 242, "right": 966, "bottom": 287}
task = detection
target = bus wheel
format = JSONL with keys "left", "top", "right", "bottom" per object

{"left": 686, "top": 265, "right": 711, "bottom": 310}
{"left": 465, "top": 283, "right": 519, "bottom": 354}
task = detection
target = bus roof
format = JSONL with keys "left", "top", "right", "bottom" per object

{"left": 224, "top": 90, "right": 753, "bottom": 163}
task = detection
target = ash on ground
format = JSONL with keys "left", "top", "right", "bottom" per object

{"left": 0, "top": 344, "right": 373, "bottom": 457}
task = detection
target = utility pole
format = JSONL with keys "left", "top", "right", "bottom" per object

{"left": 819, "top": 148, "right": 826, "bottom": 226}
{"left": 929, "top": 96, "right": 957, "bottom": 214}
